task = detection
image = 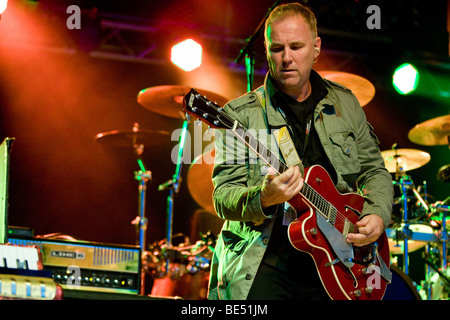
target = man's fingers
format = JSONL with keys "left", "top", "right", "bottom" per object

{"left": 265, "top": 167, "right": 277, "bottom": 180}
{"left": 346, "top": 214, "right": 385, "bottom": 246}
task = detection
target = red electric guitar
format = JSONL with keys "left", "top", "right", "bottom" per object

{"left": 183, "top": 89, "right": 392, "bottom": 300}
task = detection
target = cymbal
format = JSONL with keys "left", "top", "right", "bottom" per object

{"left": 408, "top": 114, "right": 450, "bottom": 146}
{"left": 381, "top": 148, "right": 431, "bottom": 173}
{"left": 95, "top": 128, "right": 170, "bottom": 148}
{"left": 187, "top": 148, "right": 215, "bottom": 213}
{"left": 437, "top": 164, "right": 450, "bottom": 183}
{"left": 318, "top": 71, "right": 375, "bottom": 107}
{"left": 137, "top": 85, "right": 229, "bottom": 119}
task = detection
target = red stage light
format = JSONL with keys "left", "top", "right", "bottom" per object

{"left": 171, "top": 39, "right": 202, "bottom": 72}
{"left": 0, "top": 0, "right": 8, "bottom": 15}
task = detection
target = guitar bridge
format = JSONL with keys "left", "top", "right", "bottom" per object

{"left": 348, "top": 244, "right": 376, "bottom": 266}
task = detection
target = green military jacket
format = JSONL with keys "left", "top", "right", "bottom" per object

{"left": 208, "top": 71, "right": 393, "bottom": 300}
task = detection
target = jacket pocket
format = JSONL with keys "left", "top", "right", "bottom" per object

{"left": 222, "top": 230, "right": 248, "bottom": 254}
{"left": 329, "top": 131, "right": 361, "bottom": 175}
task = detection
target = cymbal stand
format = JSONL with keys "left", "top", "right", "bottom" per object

{"left": 129, "top": 124, "right": 152, "bottom": 252}
{"left": 158, "top": 116, "right": 190, "bottom": 276}
{"left": 130, "top": 123, "right": 152, "bottom": 294}
{"left": 393, "top": 147, "right": 416, "bottom": 275}
{"left": 393, "top": 148, "right": 409, "bottom": 274}
{"left": 435, "top": 202, "right": 449, "bottom": 271}
{"left": 399, "top": 177, "right": 413, "bottom": 275}
{"left": 134, "top": 164, "right": 152, "bottom": 252}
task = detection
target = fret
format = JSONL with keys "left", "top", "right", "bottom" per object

{"left": 233, "top": 123, "right": 284, "bottom": 173}
{"left": 327, "top": 203, "right": 337, "bottom": 224}
{"left": 319, "top": 199, "right": 328, "bottom": 219}
{"left": 329, "top": 205, "right": 337, "bottom": 224}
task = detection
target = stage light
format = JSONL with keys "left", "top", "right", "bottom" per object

{"left": 0, "top": 0, "right": 8, "bottom": 15}
{"left": 392, "top": 63, "right": 419, "bottom": 95}
{"left": 171, "top": 39, "right": 202, "bottom": 72}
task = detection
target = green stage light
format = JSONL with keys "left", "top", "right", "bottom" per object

{"left": 392, "top": 63, "right": 420, "bottom": 95}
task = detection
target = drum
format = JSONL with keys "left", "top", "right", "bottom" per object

{"left": 391, "top": 181, "right": 431, "bottom": 225}
{"left": 387, "top": 223, "right": 437, "bottom": 255}
{"left": 425, "top": 268, "right": 450, "bottom": 300}
{"left": 383, "top": 266, "right": 421, "bottom": 300}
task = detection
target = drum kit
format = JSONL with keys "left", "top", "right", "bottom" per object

{"left": 382, "top": 115, "right": 450, "bottom": 300}
{"left": 93, "top": 71, "right": 449, "bottom": 299}
{"left": 320, "top": 71, "right": 450, "bottom": 299}
{"left": 95, "top": 85, "right": 227, "bottom": 298}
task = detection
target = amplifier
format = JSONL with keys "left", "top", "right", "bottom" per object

{"left": 8, "top": 236, "right": 141, "bottom": 295}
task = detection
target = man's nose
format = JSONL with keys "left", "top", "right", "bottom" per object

{"left": 282, "top": 49, "right": 293, "bottom": 63}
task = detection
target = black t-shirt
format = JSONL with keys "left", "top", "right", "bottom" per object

{"left": 263, "top": 72, "right": 337, "bottom": 267}
{"left": 270, "top": 71, "right": 336, "bottom": 182}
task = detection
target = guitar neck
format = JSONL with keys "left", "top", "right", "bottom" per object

{"left": 230, "top": 120, "right": 287, "bottom": 174}
{"left": 230, "top": 121, "right": 333, "bottom": 219}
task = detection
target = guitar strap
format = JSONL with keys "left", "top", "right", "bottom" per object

{"left": 255, "top": 87, "right": 300, "bottom": 226}
{"left": 255, "top": 87, "right": 302, "bottom": 168}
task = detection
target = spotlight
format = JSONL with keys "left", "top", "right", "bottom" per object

{"left": 392, "top": 61, "right": 450, "bottom": 100}
{"left": 0, "top": 0, "right": 8, "bottom": 15}
{"left": 392, "top": 63, "right": 419, "bottom": 95}
{"left": 171, "top": 39, "right": 202, "bottom": 72}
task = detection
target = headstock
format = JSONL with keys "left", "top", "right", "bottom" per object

{"left": 183, "top": 89, "right": 234, "bottom": 130}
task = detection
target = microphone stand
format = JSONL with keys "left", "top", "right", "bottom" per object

{"left": 158, "top": 116, "right": 190, "bottom": 277}
{"left": 235, "top": 0, "right": 282, "bottom": 92}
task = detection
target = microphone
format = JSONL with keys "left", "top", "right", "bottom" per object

{"left": 158, "top": 179, "right": 174, "bottom": 191}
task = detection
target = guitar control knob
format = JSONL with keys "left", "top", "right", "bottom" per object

{"left": 361, "top": 267, "right": 369, "bottom": 275}
{"left": 353, "top": 289, "right": 361, "bottom": 298}
{"left": 309, "top": 228, "right": 318, "bottom": 235}
{"left": 365, "top": 287, "right": 373, "bottom": 294}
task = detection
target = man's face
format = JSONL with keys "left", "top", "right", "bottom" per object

{"left": 265, "top": 15, "right": 321, "bottom": 98}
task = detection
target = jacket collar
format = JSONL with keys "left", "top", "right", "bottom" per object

{"left": 257, "top": 70, "right": 341, "bottom": 127}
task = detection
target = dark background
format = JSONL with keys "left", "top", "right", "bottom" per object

{"left": 0, "top": 1, "right": 449, "bottom": 252}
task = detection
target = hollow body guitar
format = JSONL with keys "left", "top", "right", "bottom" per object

{"left": 183, "top": 89, "right": 392, "bottom": 300}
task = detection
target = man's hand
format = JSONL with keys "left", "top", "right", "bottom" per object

{"left": 346, "top": 214, "right": 384, "bottom": 247}
{"left": 260, "top": 166, "right": 303, "bottom": 209}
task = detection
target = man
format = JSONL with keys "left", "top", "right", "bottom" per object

{"left": 208, "top": 3, "right": 393, "bottom": 300}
